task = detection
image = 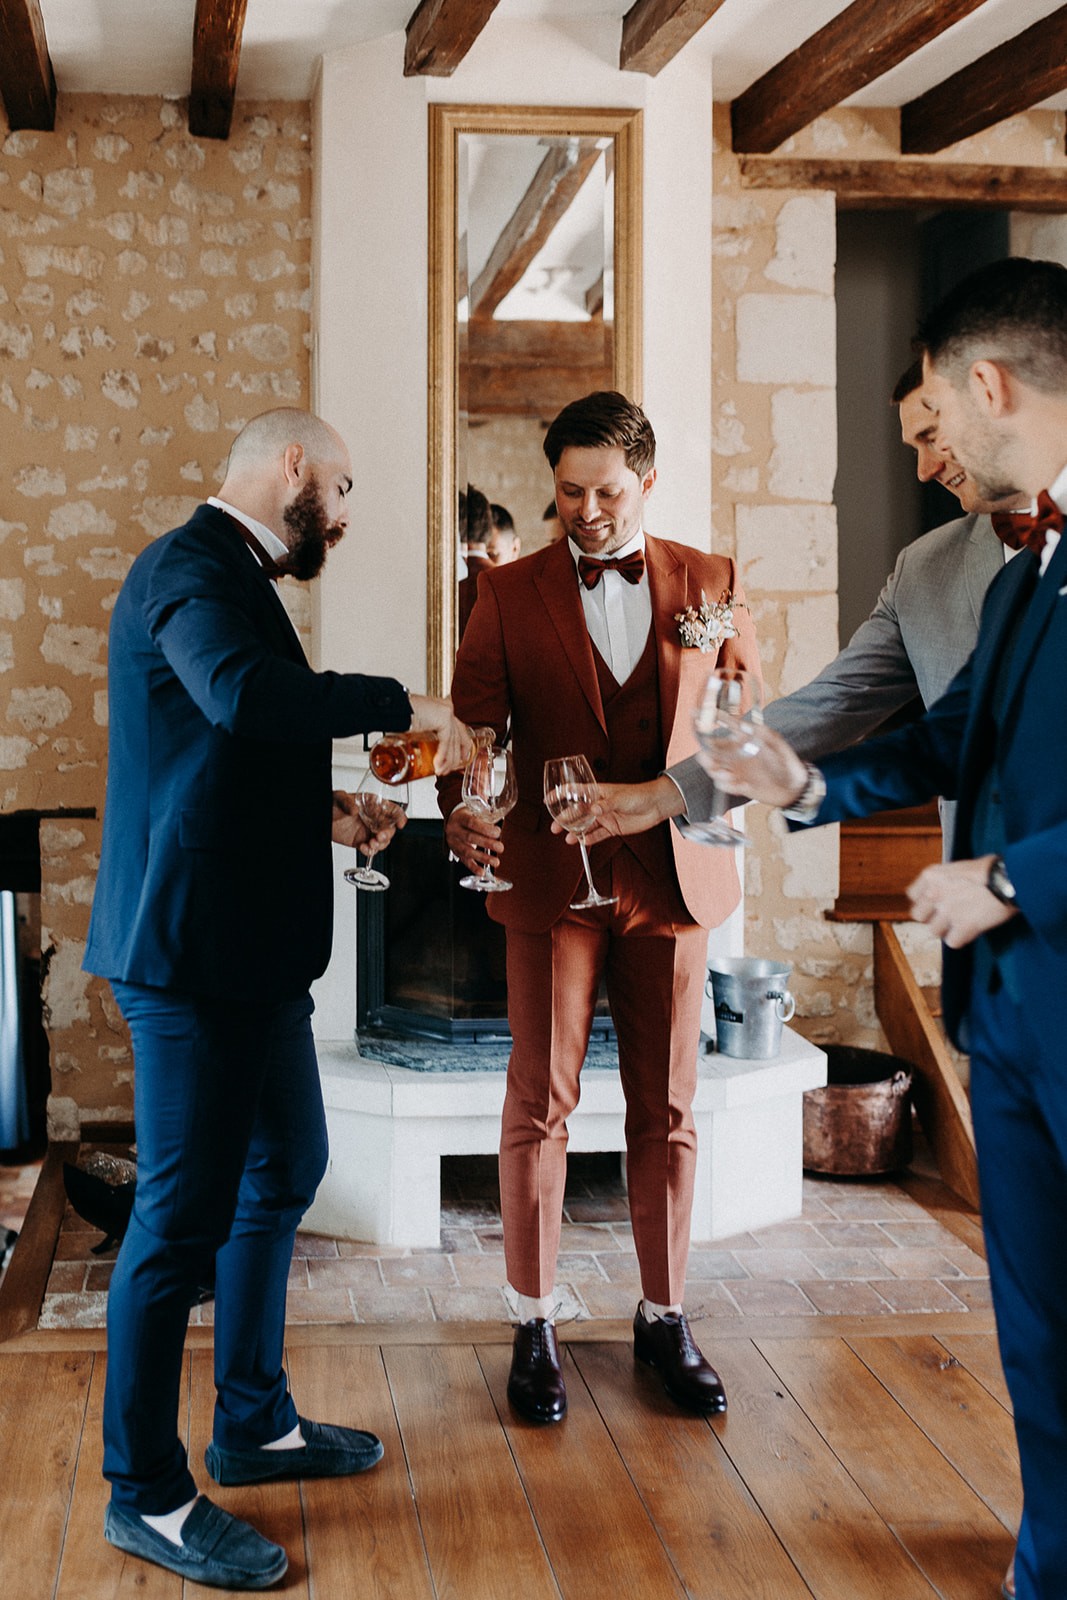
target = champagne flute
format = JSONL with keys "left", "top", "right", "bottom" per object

{"left": 459, "top": 745, "right": 517, "bottom": 892}
{"left": 690, "top": 668, "right": 763, "bottom": 847}
{"left": 343, "top": 771, "right": 409, "bottom": 891}
{"left": 543, "top": 755, "right": 618, "bottom": 910}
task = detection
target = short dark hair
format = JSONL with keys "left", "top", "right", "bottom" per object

{"left": 489, "top": 503, "right": 514, "bottom": 533}
{"left": 918, "top": 256, "right": 1067, "bottom": 395}
{"left": 543, "top": 500, "right": 558, "bottom": 521}
{"left": 891, "top": 358, "right": 924, "bottom": 406}
{"left": 459, "top": 484, "right": 491, "bottom": 545}
{"left": 542, "top": 391, "right": 656, "bottom": 476}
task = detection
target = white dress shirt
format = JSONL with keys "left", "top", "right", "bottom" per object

{"left": 1039, "top": 465, "right": 1067, "bottom": 578}
{"left": 567, "top": 530, "right": 652, "bottom": 686}
{"left": 208, "top": 495, "right": 288, "bottom": 578}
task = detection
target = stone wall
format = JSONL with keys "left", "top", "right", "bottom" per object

{"left": 0, "top": 94, "right": 312, "bottom": 1132}
{"left": 713, "top": 103, "right": 1067, "bottom": 1049}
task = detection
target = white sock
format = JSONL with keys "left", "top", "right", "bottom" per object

{"left": 142, "top": 1494, "right": 198, "bottom": 1547}
{"left": 512, "top": 1288, "right": 557, "bottom": 1323}
{"left": 642, "top": 1298, "right": 682, "bottom": 1322}
{"left": 262, "top": 1421, "right": 305, "bottom": 1451}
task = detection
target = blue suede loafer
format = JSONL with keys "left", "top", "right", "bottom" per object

{"left": 205, "top": 1416, "right": 384, "bottom": 1486}
{"left": 104, "top": 1497, "right": 287, "bottom": 1590}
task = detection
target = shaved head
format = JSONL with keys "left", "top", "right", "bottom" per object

{"left": 225, "top": 409, "right": 344, "bottom": 477}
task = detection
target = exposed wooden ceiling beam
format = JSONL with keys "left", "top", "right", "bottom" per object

{"left": 901, "top": 4, "right": 1067, "bottom": 154}
{"left": 730, "top": 0, "right": 990, "bottom": 155}
{"left": 404, "top": 0, "right": 503, "bottom": 77}
{"left": 739, "top": 155, "right": 1067, "bottom": 212}
{"left": 0, "top": 0, "right": 56, "bottom": 131}
{"left": 619, "top": 0, "right": 729, "bottom": 76}
{"left": 465, "top": 321, "right": 613, "bottom": 416}
{"left": 469, "top": 141, "right": 603, "bottom": 320}
{"left": 189, "top": 0, "right": 248, "bottom": 140}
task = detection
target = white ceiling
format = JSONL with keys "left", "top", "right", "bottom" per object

{"left": 34, "top": 0, "right": 1067, "bottom": 110}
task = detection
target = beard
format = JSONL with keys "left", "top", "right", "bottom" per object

{"left": 951, "top": 408, "right": 1022, "bottom": 504}
{"left": 282, "top": 477, "right": 344, "bottom": 580}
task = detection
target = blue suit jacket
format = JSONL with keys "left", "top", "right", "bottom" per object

{"left": 805, "top": 535, "right": 1067, "bottom": 1049}
{"left": 84, "top": 504, "right": 411, "bottom": 1000}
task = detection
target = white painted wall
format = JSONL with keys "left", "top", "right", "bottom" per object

{"left": 312, "top": 19, "right": 714, "bottom": 693}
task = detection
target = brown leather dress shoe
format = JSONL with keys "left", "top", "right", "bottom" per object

{"left": 633, "top": 1304, "right": 728, "bottom": 1414}
{"left": 507, "top": 1318, "right": 567, "bottom": 1423}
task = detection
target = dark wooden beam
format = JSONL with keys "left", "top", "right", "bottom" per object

{"left": 404, "top": 0, "right": 502, "bottom": 77}
{"left": 469, "top": 141, "right": 603, "bottom": 319}
{"left": 730, "top": 0, "right": 989, "bottom": 155}
{"left": 739, "top": 155, "right": 1067, "bottom": 212}
{"left": 0, "top": 0, "right": 55, "bottom": 131}
{"left": 901, "top": 5, "right": 1067, "bottom": 155}
{"left": 189, "top": 0, "right": 248, "bottom": 141}
{"left": 465, "top": 320, "right": 612, "bottom": 416}
{"left": 619, "top": 0, "right": 728, "bottom": 76}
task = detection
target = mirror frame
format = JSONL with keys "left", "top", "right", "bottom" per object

{"left": 427, "top": 103, "right": 644, "bottom": 693}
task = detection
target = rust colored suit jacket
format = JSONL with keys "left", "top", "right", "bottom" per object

{"left": 438, "top": 534, "right": 761, "bottom": 934}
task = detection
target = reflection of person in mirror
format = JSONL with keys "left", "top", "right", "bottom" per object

{"left": 487, "top": 502, "right": 522, "bottom": 566}
{"left": 438, "top": 390, "right": 761, "bottom": 1428}
{"left": 458, "top": 483, "right": 492, "bottom": 640}
{"left": 567, "top": 356, "right": 1029, "bottom": 857}
{"left": 709, "top": 258, "right": 1067, "bottom": 1600}
{"left": 541, "top": 498, "right": 566, "bottom": 546}
{"left": 83, "top": 407, "right": 467, "bottom": 1588}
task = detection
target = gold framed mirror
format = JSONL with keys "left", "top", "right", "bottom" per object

{"left": 427, "top": 103, "right": 643, "bottom": 693}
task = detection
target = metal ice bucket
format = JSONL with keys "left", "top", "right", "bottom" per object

{"left": 707, "top": 956, "right": 796, "bottom": 1059}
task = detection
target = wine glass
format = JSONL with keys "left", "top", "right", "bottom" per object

{"left": 459, "top": 745, "right": 517, "bottom": 892}
{"left": 690, "top": 668, "right": 763, "bottom": 847}
{"left": 543, "top": 755, "right": 618, "bottom": 910}
{"left": 343, "top": 771, "right": 409, "bottom": 891}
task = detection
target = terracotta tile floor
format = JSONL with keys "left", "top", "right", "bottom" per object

{"left": 32, "top": 1149, "right": 991, "bottom": 1331}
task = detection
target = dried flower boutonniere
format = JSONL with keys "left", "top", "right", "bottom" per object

{"left": 675, "top": 590, "right": 740, "bottom": 653}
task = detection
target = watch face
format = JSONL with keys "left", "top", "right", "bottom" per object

{"left": 989, "top": 859, "right": 1015, "bottom": 903}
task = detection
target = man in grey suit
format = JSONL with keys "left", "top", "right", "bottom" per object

{"left": 572, "top": 360, "right": 1027, "bottom": 846}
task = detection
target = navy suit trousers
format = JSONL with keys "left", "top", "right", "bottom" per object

{"left": 103, "top": 984, "right": 328, "bottom": 1513}
{"left": 969, "top": 973, "right": 1067, "bottom": 1600}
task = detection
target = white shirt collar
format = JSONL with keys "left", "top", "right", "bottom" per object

{"left": 208, "top": 496, "right": 288, "bottom": 565}
{"left": 1038, "top": 469, "right": 1067, "bottom": 577}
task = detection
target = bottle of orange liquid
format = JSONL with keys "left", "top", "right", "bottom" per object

{"left": 369, "top": 725, "right": 496, "bottom": 784}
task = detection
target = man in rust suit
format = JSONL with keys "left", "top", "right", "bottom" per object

{"left": 439, "top": 392, "right": 761, "bottom": 1423}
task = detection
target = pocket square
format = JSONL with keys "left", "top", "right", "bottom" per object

{"left": 1059, "top": 583, "right": 1067, "bottom": 596}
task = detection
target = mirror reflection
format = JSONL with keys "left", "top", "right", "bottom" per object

{"left": 428, "top": 106, "right": 642, "bottom": 689}
{"left": 456, "top": 130, "right": 615, "bottom": 639}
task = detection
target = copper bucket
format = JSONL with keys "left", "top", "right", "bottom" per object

{"left": 803, "top": 1047, "right": 913, "bottom": 1176}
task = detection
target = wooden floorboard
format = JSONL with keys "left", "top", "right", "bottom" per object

{"left": 0, "top": 1321, "right": 1019, "bottom": 1600}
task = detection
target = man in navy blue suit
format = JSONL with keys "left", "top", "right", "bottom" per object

{"left": 707, "top": 258, "right": 1067, "bottom": 1600}
{"left": 85, "top": 407, "right": 468, "bottom": 1589}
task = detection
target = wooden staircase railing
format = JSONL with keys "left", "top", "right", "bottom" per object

{"left": 826, "top": 805, "right": 980, "bottom": 1212}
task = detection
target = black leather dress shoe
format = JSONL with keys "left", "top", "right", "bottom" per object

{"left": 633, "top": 1304, "right": 727, "bottom": 1414}
{"left": 507, "top": 1318, "right": 567, "bottom": 1423}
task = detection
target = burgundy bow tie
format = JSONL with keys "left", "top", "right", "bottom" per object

{"left": 577, "top": 550, "right": 645, "bottom": 589}
{"left": 991, "top": 491, "right": 1064, "bottom": 557}
{"left": 222, "top": 511, "right": 287, "bottom": 579}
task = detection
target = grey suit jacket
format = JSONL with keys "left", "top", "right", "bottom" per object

{"left": 672, "top": 512, "right": 1005, "bottom": 845}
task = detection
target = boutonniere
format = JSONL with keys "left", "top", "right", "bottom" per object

{"left": 675, "top": 590, "right": 740, "bottom": 652}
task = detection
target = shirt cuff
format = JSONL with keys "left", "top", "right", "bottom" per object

{"left": 781, "top": 763, "right": 826, "bottom": 824}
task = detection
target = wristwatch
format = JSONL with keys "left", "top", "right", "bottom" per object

{"left": 782, "top": 763, "right": 827, "bottom": 823}
{"left": 986, "top": 855, "right": 1017, "bottom": 907}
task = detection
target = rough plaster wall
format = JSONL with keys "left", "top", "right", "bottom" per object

{"left": 0, "top": 94, "right": 312, "bottom": 1131}
{"left": 713, "top": 103, "right": 1067, "bottom": 1051}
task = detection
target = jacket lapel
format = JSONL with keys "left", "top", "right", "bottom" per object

{"left": 645, "top": 537, "right": 689, "bottom": 739}
{"left": 966, "top": 513, "right": 1006, "bottom": 629}
{"left": 533, "top": 540, "right": 606, "bottom": 733}
{"left": 996, "top": 534, "right": 1067, "bottom": 712}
